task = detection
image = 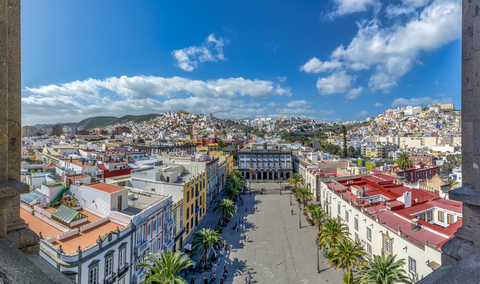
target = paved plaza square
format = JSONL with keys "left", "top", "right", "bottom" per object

{"left": 185, "top": 183, "right": 344, "bottom": 284}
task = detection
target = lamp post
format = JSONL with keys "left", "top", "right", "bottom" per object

{"left": 298, "top": 204, "right": 301, "bottom": 228}
{"left": 290, "top": 189, "right": 292, "bottom": 206}
{"left": 280, "top": 178, "right": 282, "bottom": 195}
{"left": 316, "top": 242, "right": 320, "bottom": 273}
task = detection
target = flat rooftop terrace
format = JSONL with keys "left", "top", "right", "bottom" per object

{"left": 21, "top": 207, "right": 125, "bottom": 254}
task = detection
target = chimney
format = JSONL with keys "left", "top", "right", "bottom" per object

{"left": 70, "top": 156, "right": 72, "bottom": 163}
{"left": 404, "top": 191, "right": 412, "bottom": 208}
{"left": 82, "top": 158, "right": 85, "bottom": 165}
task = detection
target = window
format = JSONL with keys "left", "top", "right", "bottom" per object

{"left": 119, "top": 247, "right": 125, "bottom": 266}
{"left": 354, "top": 218, "right": 358, "bottom": 230}
{"left": 147, "top": 224, "right": 151, "bottom": 238}
{"left": 367, "top": 227, "right": 372, "bottom": 241}
{"left": 409, "top": 257, "right": 416, "bottom": 274}
{"left": 89, "top": 267, "right": 98, "bottom": 284}
{"left": 151, "top": 188, "right": 155, "bottom": 192}
{"left": 447, "top": 214, "right": 454, "bottom": 224}
{"left": 158, "top": 215, "right": 162, "bottom": 230}
{"left": 105, "top": 256, "right": 113, "bottom": 277}
{"left": 355, "top": 233, "right": 359, "bottom": 243}
{"left": 118, "top": 277, "right": 125, "bottom": 284}
{"left": 338, "top": 204, "right": 341, "bottom": 214}
{"left": 438, "top": 211, "right": 444, "bottom": 222}
{"left": 187, "top": 208, "right": 190, "bottom": 219}
{"left": 186, "top": 222, "right": 189, "bottom": 232}
{"left": 153, "top": 220, "right": 157, "bottom": 233}
{"left": 187, "top": 190, "right": 190, "bottom": 202}
{"left": 345, "top": 211, "right": 349, "bottom": 222}
{"left": 191, "top": 188, "right": 194, "bottom": 199}
{"left": 153, "top": 241, "right": 157, "bottom": 253}
{"left": 367, "top": 243, "right": 372, "bottom": 256}
{"left": 427, "top": 211, "right": 433, "bottom": 222}
{"left": 385, "top": 239, "right": 391, "bottom": 254}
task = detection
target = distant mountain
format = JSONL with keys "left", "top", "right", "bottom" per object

{"left": 34, "top": 114, "right": 160, "bottom": 130}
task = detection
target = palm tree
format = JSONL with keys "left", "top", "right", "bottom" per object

{"left": 305, "top": 203, "right": 320, "bottom": 215}
{"left": 191, "top": 228, "right": 222, "bottom": 270}
{"left": 396, "top": 152, "right": 413, "bottom": 172}
{"left": 213, "top": 198, "right": 235, "bottom": 227}
{"left": 135, "top": 251, "right": 193, "bottom": 284}
{"left": 294, "top": 187, "right": 313, "bottom": 208}
{"left": 287, "top": 173, "right": 304, "bottom": 191}
{"left": 328, "top": 239, "right": 365, "bottom": 284}
{"left": 231, "top": 170, "right": 244, "bottom": 181}
{"left": 223, "top": 180, "right": 240, "bottom": 200}
{"left": 310, "top": 207, "right": 329, "bottom": 231}
{"left": 359, "top": 252, "right": 412, "bottom": 284}
{"left": 318, "top": 218, "right": 351, "bottom": 251}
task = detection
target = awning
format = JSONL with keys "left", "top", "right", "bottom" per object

{"left": 184, "top": 244, "right": 192, "bottom": 251}
{"left": 427, "top": 261, "right": 441, "bottom": 270}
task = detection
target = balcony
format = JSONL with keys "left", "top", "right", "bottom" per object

{"left": 118, "top": 262, "right": 129, "bottom": 278}
{"left": 134, "top": 240, "right": 148, "bottom": 257}
{"left": 104, "top": 273, "right": 117, "bottom": 284}
{"left": 164, "top": 218, "right": 175, "bottom": 230}
{"left": 164, "top": 239, "right": 174, "bottom": 251}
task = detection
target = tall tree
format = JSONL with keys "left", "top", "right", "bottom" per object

{"left": 396, "top": 152, "right": 413, "bottom": 172}
{"left": 191, "top": 229, "right": 222, "bottom": 270}
{"left": 318, "top": 218, "right": 351, "bottom": 251}
{"left": 342, "top": 125, "right": 347, "bottom": 159}
{"left": 310, "top": 207, "right": 329, "bottom": 231}
{"left": 359, "top": 252, "right": 412, "bottom": 284}
{"left": 327, "top": 239, "right": 366, "bottom": 284}
{"left": 294, "top": 187, "right": 314, "bottom": 208}
{"left": 136, "top": 251, "right": 193, "bottom": 284}
{"left": 213, "top": 199, "right": 236, "bottom": 227}
{"left": 287, "top": 173, "right": 304, "bottom": 191}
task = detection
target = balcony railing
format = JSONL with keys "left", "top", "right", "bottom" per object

{"left": 104, "top": 273, "right": 117, "bottom": 284}
{"left": 164, "top": 218, "right": 174, "bottom": 230}
{"left": 134, "top": 241, "right": 148, "bottom": 257}
{"left": 118, "top": 262, "right": 129, "bottom": 277}
{"left": 164, "top": 239, "right": 174, "bottom": 251}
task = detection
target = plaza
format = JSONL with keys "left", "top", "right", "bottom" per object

{"left": 185, "top": 183, "right": 344, "bottom": 284}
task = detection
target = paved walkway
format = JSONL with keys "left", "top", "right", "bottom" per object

{"left": 184, "top": 183, "right": 344, "bottom": 284}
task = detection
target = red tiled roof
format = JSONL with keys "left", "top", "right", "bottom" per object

{"left": 43, "top": 163, "right": 57, "bottom": 169}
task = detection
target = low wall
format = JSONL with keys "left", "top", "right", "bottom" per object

{"left": 108, "top": 211, "right": 132, "bottom": 226}
{"left": 45, "top": 236, "right": 56, "bottom": 243}
{"left": 80, "top": 217, "right": 109, "bottom": 232}
{"left": 57, "top": 229, "right": 79, "bottom": 241}
{"left": 70, "top": 218, "right": 88, "bottom": 227}
{"left": 21, "top": 203, "right": 31, "bottom": 212}
{"left": 34, "top": 205, "right": 52, "bottom": 218}
{"left": 34, "top": 213, "right": 69, "bottom": 233}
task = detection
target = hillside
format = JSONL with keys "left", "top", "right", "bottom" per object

{"left": 35, "top": 114, "right": 160, "bottom": 130}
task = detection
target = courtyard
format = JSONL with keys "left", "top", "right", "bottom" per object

{"left": 185, "top": 182, "right": 344, "bottom": 284}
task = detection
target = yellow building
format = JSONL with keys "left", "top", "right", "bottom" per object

{"left": 182, "top": 171, "right": 207, "bottom": 243}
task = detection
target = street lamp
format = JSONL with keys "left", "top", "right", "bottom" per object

{"left": 280, "top": 178, "right": 282, "bottom": 195}
{"left": 290, "top": 189, "right": 292, "bottom": 206}
{"left": 316, "top": 242, "right": 320, "bottom": 273}
{"left": 298, "top": 204, "right": 301, "bottom": 228}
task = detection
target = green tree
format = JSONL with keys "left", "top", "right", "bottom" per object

{"left": 191, "top": 228, "right": 222, "bottom": 270}
{"left": 213, "top": 199, "right": 235, "bottom": 227}
{"left": 396, "top": 152, "right": 413, "bottom": 171}
{"left": 441, "top": 154, "right": 461, "bottom": 175}
{"left": 287, "top": 173, "right": 304, "bottom": 191}
{"left": 318, "top": 218, "right": 351, "bottom": 251}
{"left": 305, "top": 203, "right": 320, "bottom": 216}
{"left": 347, "top": 146, "right": 356, "bottom": 158}
{"left": 294, "top": 187, "right": 313, "bottom": 208}
{"left": 135, "top": 251, "right": 193, "bottom": 284}
{"left": 232, "top": 142, "right": 238, "bottom": 149}
{"left": 327, "top": 239, "right": 366, "bottom": 284}
{"left": 359, "top": 252, "right": 412, "bottom": 284}
{"left": 310, "top": 207, "right": 329, "bottom": 231}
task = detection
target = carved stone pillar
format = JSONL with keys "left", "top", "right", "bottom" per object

{"left": 0, "top": 0, "right": 39, "bottom": 254}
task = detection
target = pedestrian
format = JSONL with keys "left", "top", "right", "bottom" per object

{"left": 225, "top": 242, "right": 228, "bottom": 250}
{"left": 236, "top": 226, "right": 238, "bottom": 233}
{"left": 213, "top": 272, "right": 216, "bottom": 281}
{"left": 247, "top": 273, "right": 252, "bottom": 284}
{"left": 291, "top": 209, "right": 293, "bottom": 215}
{"left": 220, "top": 277, "right": 224, "bottom": 284}
{"left": 204, "top": 275, "right": 207, "bottom": 284}
{"left": 253, "top": 206, "right": 255, "bottom": 212}
{"left": 193, "top": 261, "right": 196, "bottom": 271}
{"left": 224, "top": 268, "right": 228, "bottom": 277}
{"left": 245, "top": 206, "right": 248, "bottom": 212}
{"left": 245, "top": 277, "right": 248, "bottom": 284}
{"left": 190, "top": 275, "right": 195, "bottom": 284}
{"left": 214, "top": 263, "right": 217, "bottom": 272}
{"left": 246, "top": 234, "right": 249, "bottom": 242}
{"left": 239, "top": 217, "right": 241, "bottom": 223}
{"left": 230, "top": 244, "right": 233, "bottom": 252}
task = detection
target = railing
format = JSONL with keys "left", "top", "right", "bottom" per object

{"left": 118, "top": 262, "right": 129, "bottom": 276}
{"left": 134, "top": 241, "right": 148, "bottom": 257}
{"left": 104, "top": 273, "right": 117, "bottom": 284}
{"left": 164, "top": 239, "right": 174, "bottom": 251}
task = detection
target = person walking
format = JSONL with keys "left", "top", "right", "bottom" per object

{"left": 190, "top": 275, "right": 195, "bottom": 284}
{"left": 245, "top": 206, "right": 248, "bottom": 212}
{"left": 203, "top": 275, "right": 208, "bottom": 284}
{"left": 247, "top": 273, "right": 252, "bottom": 284}
{"left": 245, "top": 277, "right": 248, "bottom": 284}
{"left": 246, "top": 234, "right": 249, "bottom": 242}
{"left": 230, "top": 244, "right": 233, "bottom": 252}
{"left": 193, "top": 261, "right": 196, "bottom": 272}
{"left": 214, "top": 263, "right": 217, "bottom": 272}
{"left": 253, "top": 206, "right": 255, "bottom": 212}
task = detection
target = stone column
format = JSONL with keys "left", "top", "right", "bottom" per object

{"left": 441, "top": 0, "right": 480, "bottom": 265}
{"left": 0, "top": 0, "right": 39, "bottom": 254}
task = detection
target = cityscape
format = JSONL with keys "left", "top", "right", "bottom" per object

{"left": 1, "top": 0, "right": 479, "bottom": 284}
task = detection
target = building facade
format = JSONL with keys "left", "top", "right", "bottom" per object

{"left": 237, "top": 144, "right": 293, "bottom": 181}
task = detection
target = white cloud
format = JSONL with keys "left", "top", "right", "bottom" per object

{"left": 316, "top": 71, "right": 354, "bottom": 95}
{"left": 300, "top": 57, "right": 342, "bottom": 73}
{"left": 172, "top": 34, "right": 229, "bottom": 71}
{"left": 374, "top": 102, "right": 384, "bottom": 107}
{"left": 306, "top": 0, "right": 461, "bottom": 94}
{"left": 391, "top": 96, "right": 452, "bottom": 107}
{"left": 285, "top": 100, "right": 311, "bottom": 108}
{"left": 327, "top": 0, "right": 381, "bottom": 19}
{"left": 26, "top": 75, "right": 291, "bottom": 99}
{"left": 318, "top": 110, "right": 336, "bottom": 115}
{"left": 345, "top": 87, "right": 363, "bottom": 99}
{"left": 386, "top": 0, "right": 430, "bottom": 17}
{"left": 356, "top": 110, "right": 369, "bottom": 118}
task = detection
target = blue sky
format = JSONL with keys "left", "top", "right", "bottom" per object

{"left": 21, "top": 0, "right": 461, "bottom": 125}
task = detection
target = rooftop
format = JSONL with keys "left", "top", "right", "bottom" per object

{"left": 86, "top": 183, "right": 126, "bottom": 193}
